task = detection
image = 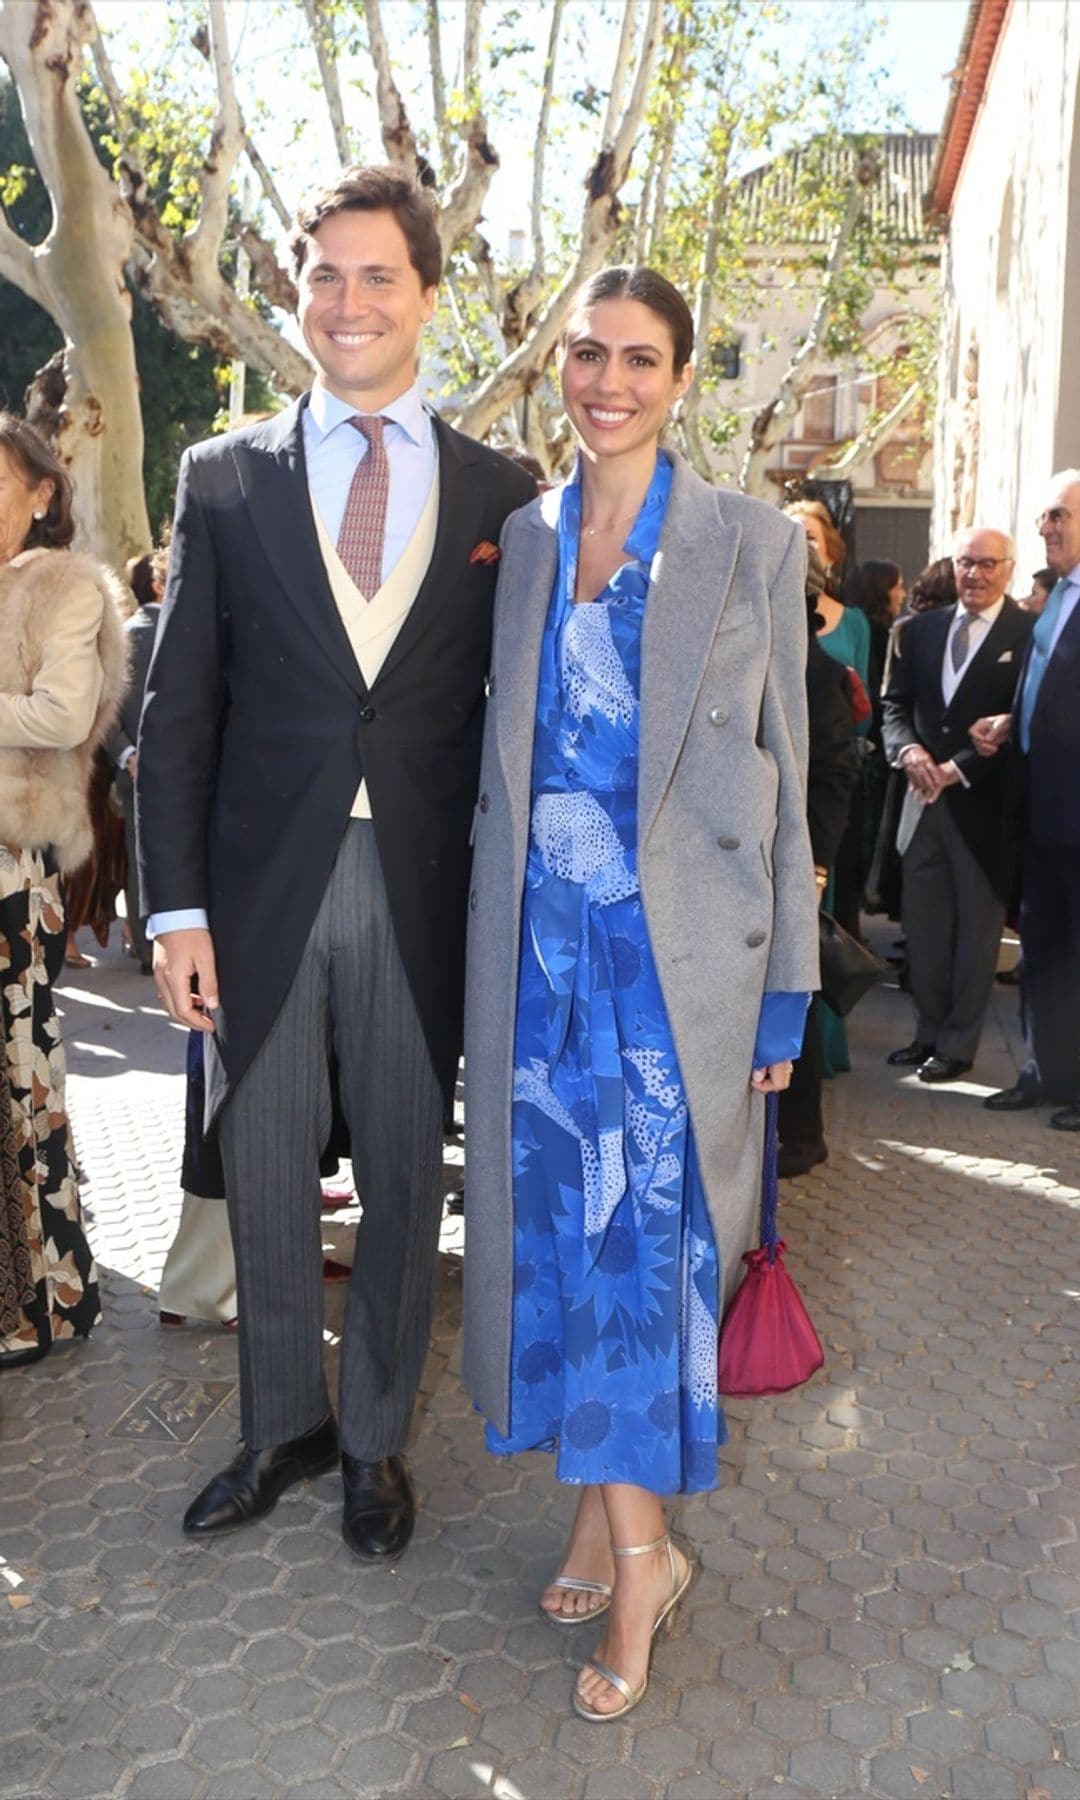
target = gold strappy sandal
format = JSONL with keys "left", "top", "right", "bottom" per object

{"left": 572, "top": 1531, "right": 694, "bottom": 1723}
{"left": 540, "top": 1573, "right": 613, "bottom": 1627}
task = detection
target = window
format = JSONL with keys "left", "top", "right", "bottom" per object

{"left": 802, "top": 377, "right": 838, "bottom": 443}
{"left": 711, "top": 338, "right": 742, "bottom": 380}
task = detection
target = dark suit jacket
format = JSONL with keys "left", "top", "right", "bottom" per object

{"left": 1014, "top": 596, "right": 1080, "bottom": 846}
{"left": 104, "top": 604, "right": 160, "bottom": 768}
{"left": 807, "top": 636, "right": 858, "bottom": 871}
{"left": 136, "top": 397, "right": 534, "bottom": 1116}
{"left": 882, "top": 597, "right": 1033, "bottom": 890}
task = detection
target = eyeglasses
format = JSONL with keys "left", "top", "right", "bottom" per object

{"left": 954, "top": 556, "right": 1013, "bottom": 574}
{"left": 1037, "top": 507, "right": 1074, "bottom": 528}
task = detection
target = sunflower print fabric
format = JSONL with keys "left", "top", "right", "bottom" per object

{"left": 0, "top": 845, "right": 99, "bottom": 1362}
{"left": 484, "top": 455, "right": 725, "bottom": 1496}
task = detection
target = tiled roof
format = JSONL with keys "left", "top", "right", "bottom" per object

{"left": 738, "top": 132, "right": 940, "bottom": 244}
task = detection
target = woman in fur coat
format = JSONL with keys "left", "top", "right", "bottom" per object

{"left": 0, "top": 414, "right": 128, "bottom": 1365}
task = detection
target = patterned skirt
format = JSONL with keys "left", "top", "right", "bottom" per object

{"left": 0, "top": 846, "right": 99, "bottom": 1361}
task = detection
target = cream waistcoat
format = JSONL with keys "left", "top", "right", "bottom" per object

{"left": 313, "top": 468, "right": 440, "bottom": 816}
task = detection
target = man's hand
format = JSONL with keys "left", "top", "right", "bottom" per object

{"left": 126, "top": 751, "right": 138, "bottom": 783}
{"left": 969, "top": 713, "right": 1011, "bottom": 757}
{"left": 900, "top": 745, "right": 947, "bottom": 802}
{"left": 751, "top": 1060, "right": 795, "bottom": 1094}
{"left": 153, "top": 928, "right": 220, "bottom": 1032}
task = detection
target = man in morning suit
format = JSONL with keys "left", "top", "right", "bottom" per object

{"left": 136, "top": 167, "right": 534, "bottom": 1557}
{"left": 106, "top": 551, "right": 163, "bottom": 973}
{"left": 976, "top": 472, "right": 1080, "bottom": 1130}
{"left": 882, "top": 527, "right": 1032, "bottom": 1083}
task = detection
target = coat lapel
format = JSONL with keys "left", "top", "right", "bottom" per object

{"left": 231, "top": 397, "right": 365, "bottom": 694}
{"left": 493, "top": 493, "right": 558, "bottom": 857}
{"left": 639, "top": 456, "right": 741, "bottom": 845}
{"left": 371, "top": 415, "right": 487, "bottom": 692}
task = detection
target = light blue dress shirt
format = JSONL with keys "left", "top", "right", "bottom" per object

{"left": 148, "top": 382, "right": 438, "bottom": 941}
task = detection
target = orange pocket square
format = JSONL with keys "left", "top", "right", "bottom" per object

{"left": 469, "top": 540, "right": 500, "bottom": 566}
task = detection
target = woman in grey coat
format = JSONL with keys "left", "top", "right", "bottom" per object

{"left": 463, "top": 268, "right": 818, "bottom": 1722}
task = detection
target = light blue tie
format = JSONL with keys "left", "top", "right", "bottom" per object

{"left": 1019, "top": 578, "right": 1069, "bottom": 752}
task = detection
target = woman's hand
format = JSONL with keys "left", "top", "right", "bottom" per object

{"left": 751, "top": 1061, "right": 794, "bottom": 1093}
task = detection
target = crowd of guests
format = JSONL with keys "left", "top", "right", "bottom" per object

{"left": 1, "top": 159, "right": 1078, "bottom": 1728}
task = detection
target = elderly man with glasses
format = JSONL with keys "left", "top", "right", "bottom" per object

{"left": 882, "top": 527, "right": 1033, "bottom": 1083}
{"left": 973, "top": 473, "right": 1080, "bottom": 1129}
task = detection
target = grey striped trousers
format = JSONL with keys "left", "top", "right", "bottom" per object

{"left": 216, "top": 821, "right": 445, "bottom": 1458}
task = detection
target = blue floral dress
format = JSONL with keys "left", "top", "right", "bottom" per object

{"left": 484, "top": 455, "right": 723, "bottom": 1494}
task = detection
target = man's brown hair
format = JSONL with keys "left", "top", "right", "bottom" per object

{"left": 289, "top": 165, "right": 442, "bottom": 290}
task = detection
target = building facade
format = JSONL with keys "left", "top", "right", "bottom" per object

{"left": 930, "top": 0, "right": 1080, "bottom": 574}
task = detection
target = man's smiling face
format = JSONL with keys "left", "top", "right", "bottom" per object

{"left": 297, "top": 207, "right": 436, "bottom": 411}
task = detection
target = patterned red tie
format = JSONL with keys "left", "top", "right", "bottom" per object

{"left": 337, "top": 415, "right": 388, "bottom": 599}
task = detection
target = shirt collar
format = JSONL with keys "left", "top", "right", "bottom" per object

{"left": 306, "top": 380, "right": 428, "bottom": 445}
{"left": 956, "top": 595, "right": 1006, "bottom": 629}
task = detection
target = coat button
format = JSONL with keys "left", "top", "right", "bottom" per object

{"left": 746, "top": 929, "right": 767, "bottom": 948}
{"left": 359, "top": 705, "right": 376, "bottom": 723}
{"left": 718, "top": 835, "right": 740, "bottom": 851}
{"left": 708, "top": 706, "right": 729, "bottom": 726}
{"left": 479, "top": 793, "right": 490, "bottom": 812}
{"left": 469, "top": 890, "right": 478, "bottom": 911}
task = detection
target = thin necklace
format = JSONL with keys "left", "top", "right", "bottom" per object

{"left": 580, "top": 506, "right": 642, "bottom": 539}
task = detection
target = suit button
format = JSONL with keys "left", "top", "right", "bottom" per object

{"left": 942, "top": 724, "right": 952, "bottom": 737}
{"left": 746, "top": 929, "right": 767, "bottom": 948}
{"left": 469, "top": 889, "right": 478, "bottom": 911}
{"left": 359, "top": 705, "right": 376, "bottom": 723}
{"left": 718, "top": 835, "right": 740, "bottom": 851}
{"left": 708, "top": 706, "right": 729, "bottom": 726}
{"left": 479, "top": 793, "right": 490, "bottom": 813}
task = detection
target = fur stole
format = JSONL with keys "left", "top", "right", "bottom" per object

{"left": 0, "top": 548, "right": 130, "bottom": 873}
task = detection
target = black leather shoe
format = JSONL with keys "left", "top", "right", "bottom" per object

{"left": 917, "top": 1055, "right": 973, "bottom": 1083}
{"left": 342, "top": 1453, "right": 416, "bottom": 1561}
{"left": 1050, "top": 1105, "right": 1080, "bottom": 1132}
{"left": 183, "top": 1414, "right": 339, "bottom": 1537}
{"left": 777, "top": 1140, "right": 828, "bottom": 1179}
{"left": 887, "top": 1041, "right": 935, "bottom": 1067}
{"left": 985, "top": 1081, "right": 1042, "bottom": 1112}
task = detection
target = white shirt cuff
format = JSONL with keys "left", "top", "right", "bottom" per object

{"left": 117, "top": 745, "right": 136, "bottom": 771}
{"left": 147, "top": 909, "right": 209, "bottom": 940}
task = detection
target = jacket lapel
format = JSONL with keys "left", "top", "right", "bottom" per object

{"left": 639, "top": 456, "right": 741, "bottom": 846}
{"left": 231, "top": 397, "right": 365, "bottom": 694}
{"left": 945, "top": 597, "right": 1019, "bottom": 711}
{"left": 371, "top": 415, "right": 487, "bottom": 692}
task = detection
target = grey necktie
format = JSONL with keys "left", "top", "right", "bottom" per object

{"left": 951, "top": 609, "right": 974, "bottom": 673}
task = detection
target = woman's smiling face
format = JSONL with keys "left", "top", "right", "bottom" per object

{"left": 559, "top": 297, "right": 692, "bottom": 462}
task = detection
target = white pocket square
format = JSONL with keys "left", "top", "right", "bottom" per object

{"left": 997, "top": 650, "right": 1013, "bottom": 662}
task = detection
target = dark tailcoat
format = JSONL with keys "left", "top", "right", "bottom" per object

{"left": 1014, "top": 598, "right": 1080, "bottom": 846}
{"left": 137, "top": 397, "right": 534, "bottom": 1119}
{"left": 882, "top": 597, "right": 1033, "bottom": 895}
{"left": 105, "top": 604, "right": 160, "bottom": 770}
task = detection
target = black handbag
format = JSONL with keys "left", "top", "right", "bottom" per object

{"left": 818, "top": 911, "right": 887, "bottom": 1016}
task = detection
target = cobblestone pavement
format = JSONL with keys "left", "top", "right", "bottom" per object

{"left": 2, "top": 923, "right": 1080, "bottom": 1800}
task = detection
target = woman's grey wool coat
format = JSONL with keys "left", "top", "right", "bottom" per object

{"left": 462, "top": 453, "right": 820, "bottom": 1438}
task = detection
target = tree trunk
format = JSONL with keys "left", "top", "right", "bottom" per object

{"left": 0, "top": 0, "right": 150, "bottom": 566}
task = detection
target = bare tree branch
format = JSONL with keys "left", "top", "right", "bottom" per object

{"left": 86, "top": 9, "right": 132, "bottom": 137}
{"left": 425, "top": 0, "right": 452, "bottom": 175}
{"left": 740, "top": 152, "right": 879, "bottom": 495}
{"left": 502, "top": 0, "right": 563, "bottom": 347}
{"left": 184, "top": 0, "right": 244, "bottom": 282}
{"left": 452, "top": 0, "right": 663, "bottom": 440}
{"left": 302, "top": 0, "right": 352, "bottom": 166}
{"left": 188, "top": 22, "right": 291, "bottom": 229}
{"left": 642, "top": 13, "right": 688, "bottom": 260}
{"left": 602, "top": 0, "right": 638, "bottom": 145}
{"left": 364, "top": 0, "right": 420, "bottom": 170}
{"left": 432, "top": 0, "right": 499, "bottom": 259}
